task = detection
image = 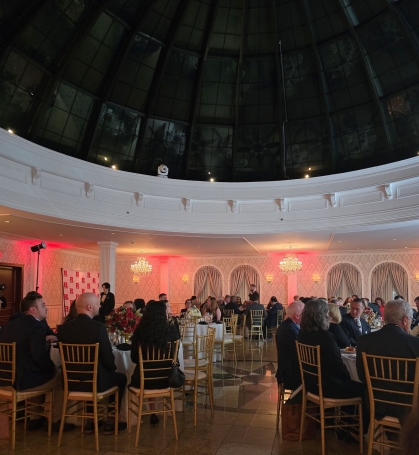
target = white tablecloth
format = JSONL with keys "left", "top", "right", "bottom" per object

{"left": 342, "top": 353, "right": 360, "bottom": 382}
{"left": 194, "top": 323, "right": 224, "bottom": 362}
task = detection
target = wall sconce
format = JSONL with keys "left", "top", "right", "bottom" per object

{"left": 132, "top": 275, "right": 140, "bottom": 284}
{"left": 312, "top": 273, "right": 321, "bottom": 283}
{"left": 415, "top": 273, "right": 419, "bottom": 282}
{"left": 265, "top": 274, "right": 273, "bottom": 283}
{"left": 182, "top": 274, "right": 189, "bottom": 283}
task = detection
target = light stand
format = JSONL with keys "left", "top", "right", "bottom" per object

{"left": 31, "top": 242, "right": 46, "bottom": 292}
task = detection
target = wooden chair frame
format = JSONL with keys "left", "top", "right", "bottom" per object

{"left": 0, "top": 342, "right": 53, "bottom": 450}
{"left": 249, "top": 310, "right": 264, "bottom": 342}
{"left": 127, "top": 340, "right": 179, "bottom": 447}
{"left": 180, "top": 330, "right": 215, "bottom": 426}
{"left": 268, "top": 310, "right": 284, "bottom": 340}
{"left": 274, "top": 335, "right": 291, "bottom": 428}
{"left": 361, "top": 353, "right": 419, "bottom": 455}
{"left": 57, "top": 342, "right": 119, "bottom": 451}
{"left": 296, "top": 342, "right": 363, "bottom": 455}
{"left": 181, "top": 321, "right": 196, "bottom": 359}
{"left": 214, "top": 319, "right": 235, "bottom": 364}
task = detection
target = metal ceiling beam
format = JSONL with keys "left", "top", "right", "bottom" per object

{"left": 133, "top": 0, "right": 192, "bottom": 173}
{"left": 232, "top": 0, "right": 248, "bottom": 182}
{"left": 301, "top": 0, "right": 338, "bottom": 175}
{"left": 183, "top": 0, "right": 220, "bottom": 180}
{"left": 80, "top": 0, "right": 158, "bottom": 160}
{"left": 336, "top": 0, "right": 394, "bottom": 156}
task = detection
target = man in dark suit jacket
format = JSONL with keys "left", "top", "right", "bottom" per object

{"left": 356, "top": 300, "right": 419, "bottom": 424}
{"left": 98, "top": 282, "right": 115, "bottom": 323}
{"left": 224, "top": 296, "right": 245, "bottom": 315}
{"left": 0, "top": 292, "right": 74, "bottom": 431}
{"left": 245, "top": 293, "right": 266, "bottom": 328}
{"left": 340, "top": 298, "right": 371, "bottom": 346}
{"left": 275, "top": 301, "right": 304, "bottom": 390}
{"left": 57, "top": 292, "right": 126, "bottom": 434}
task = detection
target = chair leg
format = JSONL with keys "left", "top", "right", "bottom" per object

{"left": 11, "top": 396, "right": 17, "bottom": 450}
{"left": 57, "top": 396, "right": 68, "bottom": 448}
{"left": 134, "top": 394, "right": 144, "bottom": 448}
{"left": 358, "top": 404, "right": 363, "bottom": 454}
{"left": 170, "top": 391, "right": 178, "bottom": 441}
{"left": 93, "top": 400, "right": 99, "bottom": 451}
{"left": 114, "top": 390, "right": 119, "bottom": 436}
{"left": 299, "top": 396, "right": 306, "bottom": 442}
{"left": 47, "top": 391, "right": 53, "bottom": 436}
{"left": 320, "top": 405, "right": 325, "bottom": 455}
{"left": 367, "top": 415, "right": 375, "bottom": 455}
{"left": 127, "top": 390, "right": 131, "bottom": 433}
{"left": 193, "top": 382, "right": 198, "bottom": 427}
{"left": 276, "top": 384, "right": 282, "bottom": 429}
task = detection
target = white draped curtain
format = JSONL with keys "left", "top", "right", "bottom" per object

{"left": 230, "top": 265, "right": 260, "bottom": 302}
{"left": 371, "top": 262, "right": 408, "bottom": 303}
{"left": 194, "top": 266, "right": 222, "bottom": 303}
{"left": 327, "top": 263, "right": 362, "bottom": 298}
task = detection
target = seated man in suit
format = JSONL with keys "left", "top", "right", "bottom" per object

{"left": 0, "top": 293, "right": 74, "bottom": 431}
{"left": 57, "top": 292, "right": 127, "bottom": 435}
{"left": 356, "top": 299, "right": 419, "bottom": 425}
{"left": 224, "top": 295, "right": 245, "bottom": 315}
{"left": 264, "top": 296, "right": 284, "bottom": 337}
{"left": 340, "top": 298, "right": 371, "bottom": 346}
{"left": 275, "top": 301, "right": 304, "bottom": 391}
{"left": 245, "top": 292, "right": 266, "bottom": 332}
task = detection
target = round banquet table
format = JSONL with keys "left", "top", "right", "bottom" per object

{"left": 341, "top": 352, "right": 360, "bottom": 382}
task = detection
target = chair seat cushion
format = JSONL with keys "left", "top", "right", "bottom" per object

{"left": 68, "top": 385, "right": 118, "bottom": 401}
{"left": 214, "top": 338, "right": 233, "bottom": 344}
{"left": 184, "top": 370, "right": 207, "bottom": 380}
{"left": 376, "top": 416, "right": 400, "bottom": 427}
{"left": 307, "top": 392, "right": 362, "bottom": 407}
{"left": 184, "top": 359, "right": 209, "bottom": 368}
{"left": 0, "top": 385, "right": 53, "bottom": 400}
{"left": 128, "top": 386, "right": 171, "bottom": 395}
{"left": 182, "top": 341, "right": 194, "bottom": 346}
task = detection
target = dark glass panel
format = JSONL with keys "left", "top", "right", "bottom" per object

{"left": 341, "top": 0, "right": 386, "bottom": 26}
{"left": 359, "top": 13, "right": 419, "bottom": 97}
{"left": 332, "top": 103, "right": 390, "bottom": 171}
{"left": 236, "top": 125, "right": 281, "bottom": 181}
{"left": 188, "top": 126, "right": 233, "bottom": 181}
{"left": 0, "top": 0, "right": 29, "bottom": 38}
{"left": 385, "top": 87, "right": 419, "bottom": 159}
{"left": 63, "top": 12, "right": 127, "bottom": 95}
{"left": 283, "top": 51, "right": 323, "bottom": 120}
{"left": 34, "top": 82, "right": 95, "bottom": 158}
{"left": 174, "top": 0, "right": 211, "bottom": 52}
{"left": 396, "top": 0, "right": 419, "bottom": 44}
{"left": 140, "top": 0, "right": 182, "bottom": 43}
{"left": 0, "top": 50, "right": 49, "bottom": 136}
{"left": 109, "top": 35, "right": 161, "bottom": 112}
{"left": 239, "top": 58, "right": 278, "bottom": 125}
{"left": 88, "top": 103, "right": 141, "bottom": 170}
{"left": 139, "top": 118, "right": 187, "bottom": 178}
{"left": 15, "top": 0, "right": 93, "bottom": 68}
{"left": 197, "top": 59, "right": 237, "bottom": 125}
{"left": 244, "top": 0, "right": 276, "bottom": 55}
{"left": 275, "top": 0, "right": 312, "bottom": 53}
{"left": 285, "top": 118, "right": 332, "bottom": 178}
{"left": 152, "top": 50, "right": 199, "bottom": 122}
{"left": 106, "top": 0, "right": 147, "bottom": 27}
{"left": 305, "top": 0, "right": 348, "bottom": 43}
{"left": 319, "top": 35, "right": 372, "bottom": 112}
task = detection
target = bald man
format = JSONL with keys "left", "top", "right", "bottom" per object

{"left": 57, "top": 293, "right": 127, "bottom": 435}
{"left": 275, "top": 301, "right": 305, "bottom": 391}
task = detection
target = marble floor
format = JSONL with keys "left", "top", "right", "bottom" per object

{"left": 0, "top": 340, "right": 375, "bottom": 455}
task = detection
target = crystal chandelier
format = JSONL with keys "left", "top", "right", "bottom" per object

{"left": 279, "top": 254, "right": 303, "bottom": 274}
{"left": 131, "top": 257, "right": 152, "bottom": 278}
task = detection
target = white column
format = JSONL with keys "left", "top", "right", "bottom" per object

{"left": 287, "top": 274, "right": 298, "bottom": 305}
{"left": 97, "top": 241, "right": 118, "bottom": 294}
{"left": 160, "top": 259, "right": 169, "bottom": 297}
{"left": 30, "top": 250, "right": 43, "bottom": 293}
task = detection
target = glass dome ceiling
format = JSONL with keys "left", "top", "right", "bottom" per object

{"left": 1, "top": 0, "right": 419, "bottom": 182}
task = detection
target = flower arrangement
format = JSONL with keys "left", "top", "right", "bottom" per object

{"left": 186, "top": 305, "right": 202, "bottom": 319}
{"left": 361, "top": 306, "right": 375, "bottom": 325}
{"left": 105, "top": 306, "right": 142, "bottom": 334}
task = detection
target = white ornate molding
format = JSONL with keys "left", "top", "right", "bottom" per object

{"left": 2, "top": 128, "right": 419, "bottom": 235}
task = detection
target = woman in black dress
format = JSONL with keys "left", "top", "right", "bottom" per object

{"left": 327, "top": 303, "right": 351, "bottom": 349}
{"left": 130, "top": 300, "right": 180, "bottom": 425}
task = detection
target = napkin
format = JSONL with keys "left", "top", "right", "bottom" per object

{"left": 116, "top": 343, "right": 131, "bottom": 351}
{"left": 198, "top": 321, "right": 208, "bottom": 325}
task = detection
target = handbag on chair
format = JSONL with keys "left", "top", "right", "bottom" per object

{"left": 168, "top": 363, "right": 185, "bottom": 388}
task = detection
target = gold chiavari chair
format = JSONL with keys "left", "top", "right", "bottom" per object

{"left": 0, "top": 342, "right": 54, "bottom": 450}
{"left": 58, "top": 343, "right": 119, "bottom": 451}
{"left": 127, "top": 340, "right": 179, "bottom": 447}
{"left": 362, "top": 353, "right": 419, "bottom": 455}
{"left": 249, "top": 310, "right": 264, "bottom": 342}
{"left": 268, "top": 310, "right": 284, "bottom": 340}
{"left": 181, "top": 320, "right": 196, "bottom": 359}
{"left": 296, "top": 342, "right": 363, "bottom": 455}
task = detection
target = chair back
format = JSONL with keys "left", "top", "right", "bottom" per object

{"left": 276, "top": 310, "right": 284, "bottom": 327}
{"left": 181, "top": 321, "right": 196, "bottom": 343}
{"left": 195, "top": 333, "right": 214, "bottom": 365}
{"left": 250, "top": 310, "right": 264, "bottom": 328}
{"left": 361, "top": 353, "right": 419, "bottom": 416}
{"left": 0, "top": 342, "right": 15, "bottom": 388}
{"left": 223, "top": 309, "right": 233, "bottom": 318}
{"left": 59, "top": 343, "right": 99, "bottom": 395}
{"left": 223, "top": 317, "right": 237, "bottom": 337}
{"left": 296, "top": 342, "right": 323, "bottom": 400}
{"left": 137, "top": 340, "right": 179, "bottom": 389}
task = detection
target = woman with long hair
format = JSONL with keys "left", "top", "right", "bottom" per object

{"left": 130, "top": 300, "right": 180, "bottom": 426}
{"left": 63, "top": 300, "right": 77, "bottom": 323}
{"left": 327, "top": 303, "right": 351, "bottom": 349}
{"left": 374, "top": 297, "right": 385, "bottom": 317}
{"left": 209, "top": 296, "right": 221, "bottom": 321}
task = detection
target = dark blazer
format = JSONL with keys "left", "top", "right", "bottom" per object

{"left": 328, "top": 322, "right": 351, "bottom": 349}
{"left": 224, "top": 301, "right": 245, "bottom": 315}
{"left": 245, "top": 302, "right": 267, "bottom": 328}
{"left": 298, "top": 329, "right": 362, "bottom": 399}
{"left": 9, "top": 311, "right": 55, "bottom": 336}
{"left": 0, "top": 315, "right": 55, "bottom": 390}
{"left": 356, "top": 324, "right": 419, "bottom": 423}
{"left": 98, "top": 291, "right": 115, "bottom": 323}
{"left": 266, "top": 302, "right": 284, "bottom": 328}
{"left": 57, "top": 314, "right": 117, "bottom": 392}
{"left": 275, "top": 318, "right": 301, "bottom": 390}
{"left": 368, "top": 302, "right": 380, "bottom": 315}
{"left": 338, "top": 306, "right": 347, "bottom": 317}
{"left": 340, "top": 313, "right": 371, "bottom": 346}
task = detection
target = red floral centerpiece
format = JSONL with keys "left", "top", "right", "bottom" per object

{"left": 105, "top": 306, "right": 142, "bottom": 335}
{"left": 362, "top": 306, "right": 375, "bottom": 325}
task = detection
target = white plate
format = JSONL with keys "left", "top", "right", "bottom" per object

{"left": 340, "top": 348, "right": 356, "bottom": 354}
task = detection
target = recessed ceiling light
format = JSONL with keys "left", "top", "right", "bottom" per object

{"left": 305, "top": 175, "right": 309, "bottom": 178}
{"left": 104, "top": 157, "right": 108, "bottom": 161}
{"left": 308, "top": 167, "right": 311, "bottom": 170}
{"left": 7, "top": 129, "right": 14, "bottom": 134}
{"left": 210, "top": 178, "right": 214, "bottom": 182}
{"left": 4, "top": 220, "right": 9, "bottom": 223}
{"left": 111, "top": 165, "right": 116, "bottom": 170}
{"left": 208, "top": 172, "right": 211, "bottom": 174}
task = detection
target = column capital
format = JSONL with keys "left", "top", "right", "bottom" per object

{"left": 97, "top": 241, "right": 119, "bottom": 249}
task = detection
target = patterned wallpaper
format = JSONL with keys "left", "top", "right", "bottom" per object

{"left": 0, "top": 240, "right": 32, "bottom": 293}
{"left": 115, "top": 258, "right": 161, "bottom": 305}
